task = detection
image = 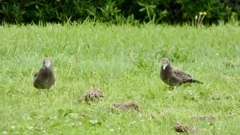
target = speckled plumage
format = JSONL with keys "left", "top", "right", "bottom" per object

{"left": 33, "top": 58, "right": 55, "bottom": 94}
{"left": 160, "top": 58, "right": 202, "bottom": 86}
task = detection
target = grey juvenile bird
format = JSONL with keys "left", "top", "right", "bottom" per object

{"left": 33, "top": 58, "right": 56, "bottom": 95}
{"left": 160, "top": 58, "right": 202, "bottom": 86}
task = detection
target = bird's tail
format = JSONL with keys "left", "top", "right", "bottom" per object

{"left": 192, "top": 79, "right": 203, "bottom": 84}
{"left": 184, "top": 79, "right": 203, "bottom": 84}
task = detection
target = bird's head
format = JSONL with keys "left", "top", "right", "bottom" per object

{"left": 43, "top": 58, "right": 51, "bottom": 68}
{"left": 162, "top": 58, "right": 170, "bottom": 70}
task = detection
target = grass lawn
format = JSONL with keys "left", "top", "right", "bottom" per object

{"left": 0, "top": 22, "right": 240, "bottom": 134}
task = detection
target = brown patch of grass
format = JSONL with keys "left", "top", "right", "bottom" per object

{"left": 222, "top": 73, "right": 238, "bottom": 82}
{"left": 148, "top": 114, "right": 156, "bottom": 121}
{"left": 79, "top": 88, "right": 104, "bottom": 102}
{"left": 224, "top": 60, "right": 240, "bottom": 68}
{"left": 211, "top": 95, "right": 222, "bottom": 100}
{"left": 189, "top": 125, "right": 201, "bottom": 133}
{"left": 190, "top": 115, "right": 216, "bottom": 121}
{"left": 174, "top": 121, "right": 188, "bottom": 133}
{"left": 112, "top": 100, "right": 140, "bottom": 112}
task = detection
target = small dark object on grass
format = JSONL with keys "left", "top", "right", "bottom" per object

{"left": 160, "top": 58, "right": 202, "bottom": 86}
{"left": 80, "top": 88, "right": 104, "bottom": 102}
{"left": 112, "top": 100, "right": 140, "bottom": 112}
{"left": 33, "top": 58, "right": 56, "bottom": 95}
{"left": 174, "top": 121, "right": 188, "bottom": 133}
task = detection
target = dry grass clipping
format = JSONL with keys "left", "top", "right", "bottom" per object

{"left": 112, "top": 100, "right": 140, "bottom": 112}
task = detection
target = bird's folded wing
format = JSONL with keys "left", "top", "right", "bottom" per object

{"left": 172, "top": 68, "right": 192, "bottom": 81}
{"left": 34, "top": 71, "right": 39, "bottom": 78}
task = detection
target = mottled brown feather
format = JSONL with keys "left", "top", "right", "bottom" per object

{"left": 33, "top": 58, "right": 55, "bottom": 92}
{"left": 160, "top": 58, "right": 202, "bottom": 86}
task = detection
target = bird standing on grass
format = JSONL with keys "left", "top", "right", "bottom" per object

{"left": 33, "top": 58, "right": 56, "bottom": 95}
{"left": 160, "top": 58, "right": 202, "bottom": 86}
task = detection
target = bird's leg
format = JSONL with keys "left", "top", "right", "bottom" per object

{"left": 39, "top": 89, "right": 44, "bottom": 96}
{"left": 46, "top": 89, "right": 49, "bottom": 97}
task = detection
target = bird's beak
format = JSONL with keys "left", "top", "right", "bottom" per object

{"left": 163, "top": 64, "right": 167, "bottom": 70}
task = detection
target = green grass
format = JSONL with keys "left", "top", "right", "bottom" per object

{"left": 0, "top": 22, "right": 240, "bottom": 134}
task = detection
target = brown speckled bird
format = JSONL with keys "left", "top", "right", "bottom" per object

{"left": 33, "top": 58, "right": 56, "bottom": 95}
{"left": 160, "top": 58, "right": 202, "bottom": 86}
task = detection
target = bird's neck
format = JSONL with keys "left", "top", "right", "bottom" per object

{"left": 41, "top": 67, "right": 53, "bottom": 77}
{"left": 43, "top": 66, "right": 51, "bottom": 69}
{"left": 162, "top": 64, "right": 171, "bottom": 71}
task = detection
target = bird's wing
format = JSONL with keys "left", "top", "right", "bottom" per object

{"left": 172, "top": 67, "right": 192, "bottom": 82}
{"left": 34, "top": 71, "right": 39, "bottom": 78}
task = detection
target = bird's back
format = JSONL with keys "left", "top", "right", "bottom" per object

{"left": 172, "top": 67, "right": 202, "bottom": 85}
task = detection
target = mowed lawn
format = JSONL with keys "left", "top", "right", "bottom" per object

{"left": 0, "top": 22, "right": 240, "bottom": 134}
